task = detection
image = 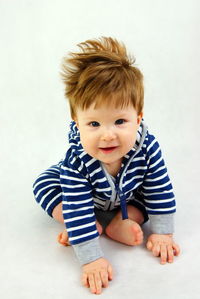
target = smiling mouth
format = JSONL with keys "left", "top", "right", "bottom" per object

{"left": 99, "top": 146, "right": 118, "bottom": 153}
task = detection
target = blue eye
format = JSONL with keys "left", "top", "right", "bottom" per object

{"left": 89, "top": 121, "right": 100, "bottom": 127}
{"left": 115, "top": 119, "right": 125, "bottom": 125}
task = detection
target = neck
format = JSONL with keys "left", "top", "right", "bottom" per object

{"left": 102, "top": 159, "right": 122, "bottom": 177}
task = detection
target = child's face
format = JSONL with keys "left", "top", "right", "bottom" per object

{"left": 74, "top": 102, "right": 143, "bottom": 169}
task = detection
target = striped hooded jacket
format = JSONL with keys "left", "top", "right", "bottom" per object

{"left": 33, "top": 120, "right": 176, "bottom": 264}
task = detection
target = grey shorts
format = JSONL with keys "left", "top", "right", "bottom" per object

{"left": 94, "top": 200, "right": 149, "bottom": 231}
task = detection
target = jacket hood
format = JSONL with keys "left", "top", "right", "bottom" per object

{"left": 68, "top": 121, "right": 83, "bottom": 154}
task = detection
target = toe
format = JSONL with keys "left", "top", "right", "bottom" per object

{"left": 57, "top": 232, "right": 63, "bottom": 244}
{"left": 57, "top": 232, "right": 70, "bottom": 246}
{"left": 57, "top": 232, "right": 65, "bottom": 245}
{"left": 131, "top": 224, "right": 143, "bottom": 245}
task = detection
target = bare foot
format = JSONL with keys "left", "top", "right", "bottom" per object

{"left": 57, "top": 230, "right": 70, "bottom": 246}
{"left": 106, "top": 218, "right": 143, "bottom": 246}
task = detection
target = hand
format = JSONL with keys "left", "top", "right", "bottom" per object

{"left": 81, "top": 257, "right": 113, "bottom": 294}
{"left": 146, "top": 234, "right": 180, "bottom": 264}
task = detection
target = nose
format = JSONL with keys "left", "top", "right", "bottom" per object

{"left": 101, "top": 128, "right": 116, "bottom": 141}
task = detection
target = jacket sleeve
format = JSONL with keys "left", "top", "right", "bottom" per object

{"left": 60, "top": 163, "right": 104, "bottom": 264}
{"left": 60, "top": 163, "right": 99, "bottom": 245}
{"left": 141, "top": 134, "right": 176, "bottom": 234}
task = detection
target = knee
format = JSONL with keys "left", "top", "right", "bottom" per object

{"left": 105, "top": 224, "right": 112, "bottom": 238}
{"left": 52, "top": 203, "right": 64, "bottom": 223}
{"left": 33, "top": 176, "right": 41, "bottom": 203}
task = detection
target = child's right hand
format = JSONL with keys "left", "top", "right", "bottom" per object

{"left": 81, "top": 257, "right": 113, "bottom": 294}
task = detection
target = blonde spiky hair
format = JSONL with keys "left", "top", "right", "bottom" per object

{"left": 61, "top": 37, "right": 144, "bottom": 118}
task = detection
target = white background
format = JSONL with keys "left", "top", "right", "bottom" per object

{"left": 0, "top": 0, "right": 200, "bottom": 298}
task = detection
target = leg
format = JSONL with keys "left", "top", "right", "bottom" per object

{"left": 52, "top": 202, "right": 65, "bottom": 223}
{"left": 52, "top": 202, "right": 103, "bottom": 246}
{"left": 105, "top": 205, "right": 144, "bottom": 246}
{"left": 33, "top": 163, "right": 63, "bottom": 216}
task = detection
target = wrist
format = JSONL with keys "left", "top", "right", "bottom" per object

{"left": 73, "top": 238, "right": 104, "bottom": 265}
{"left": 82, "top": 257, "right": 104, "bottom": 267}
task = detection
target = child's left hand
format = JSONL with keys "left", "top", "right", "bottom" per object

{"left": 146, "top": 234, "right": 180, "bottom": 264}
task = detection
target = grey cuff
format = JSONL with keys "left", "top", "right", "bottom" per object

{"left": 73, "top": 237, "right": 104, "bottom": 265}
{"left": 149, "top": 214, "right": 175, "bottom": 234}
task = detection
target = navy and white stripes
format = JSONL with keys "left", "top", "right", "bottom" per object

{"left": 33, "top": 163, "right": 63, "bottom": 217}
{"left": 33, "top": 120, "right": 176, "bottom": 246}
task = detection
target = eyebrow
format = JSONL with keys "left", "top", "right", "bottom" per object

{"left": 84, "top": 112, "right": 130, "bottom": 119}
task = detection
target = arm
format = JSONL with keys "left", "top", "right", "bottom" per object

{"left": 60, "top": 163, "right": 100, "bottom": 250}
{"left": 141, "top": 134, "right": 180, "bottom": 263}
{"left": 60, "top": 163, "right": 113, "bottom": 293}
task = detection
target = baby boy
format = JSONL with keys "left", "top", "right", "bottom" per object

{"left": 33, "top": 37, "right": 180, "bottom": 295}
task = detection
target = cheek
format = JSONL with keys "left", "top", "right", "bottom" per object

{"left": 80, "top": 132, "right": 96, "bottom": 152}
{"left": 122, "top": 129, "right": 137, "bottom": 148}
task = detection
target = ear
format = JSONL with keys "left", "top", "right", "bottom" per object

{"left": 137, "top": 112, "right": 143, "bottom": 125}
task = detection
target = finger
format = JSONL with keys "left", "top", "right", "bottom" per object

{"left": 81, "top": 273, "right": 89, "bottom": 288}
{"left": 88, "top": 273, "right": 96, "bottom": 294}
{"left": 160, "top": 244, "right": 167, "bottom": 264}
{"left": 167, "top": 245, "right": 174, "bottom": 263}
{"left": 100, "top": 270, "right": 109, "bottom": 288}
{"left": 94, "top": 272, "right": 102, "bottom": 294}
{"left": 146, "top": 241, "right": 153, "bottom": 251}
{"left": 152, "top": 243, "right": 160, "bottom": 257}
{"left": 107, "top": 264, "right": 113, "bottom": 281}
{"left": 173, "top": 243, "right": 181, "bottom": 256}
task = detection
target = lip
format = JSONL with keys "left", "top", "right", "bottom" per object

{"left": 99, "top": 146, "right": 118, "bottom": 154}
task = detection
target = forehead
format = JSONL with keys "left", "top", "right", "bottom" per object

{"left": 75, "top": 102, "right": 137, "bottom": 120}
